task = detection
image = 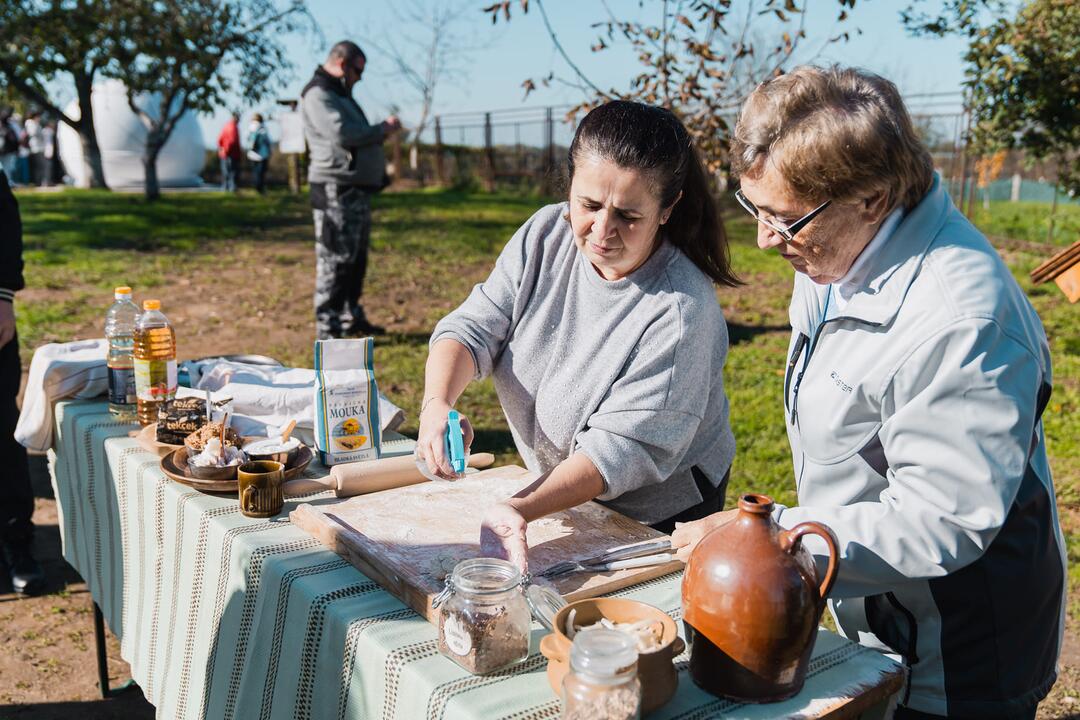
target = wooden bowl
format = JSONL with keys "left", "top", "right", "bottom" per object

{"left": 176, "top": 445, "right": 242, "bottom": 482}
{"left": 160, "top": 444, "right": 313, "bottom": 494}
{"left": 538, "top": 597, "right": 685, "bottom": 714}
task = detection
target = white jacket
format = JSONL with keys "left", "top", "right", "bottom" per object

{"left": 775, "top": 175, "right": 1065, "bottom": 716}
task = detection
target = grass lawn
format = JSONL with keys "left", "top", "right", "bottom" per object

{"left": 9, "top": 188, "right": 1080, "bottom": 714}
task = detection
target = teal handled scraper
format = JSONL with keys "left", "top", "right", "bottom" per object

{"left": 414, "top": 408, "right": 469, "bottom": 481}
{"left": 445, "top": 409, "right": 467, "bottom": 475}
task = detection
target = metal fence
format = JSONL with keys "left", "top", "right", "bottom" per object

{"left": 383, "top": 91, "right": 1074, "bottom": 209}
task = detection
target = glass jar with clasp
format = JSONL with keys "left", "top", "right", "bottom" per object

{"left": 560, "top": 628, "right": 642, "bottom": 720}
{"left": 433, "top": 558, "right": 532, "bottom": 675}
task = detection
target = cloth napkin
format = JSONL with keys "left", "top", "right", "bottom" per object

{"left": 15, "top": 343, "right": 408, "bottom": 451}
{"left": 181, "top": 358, "right": 407, "bottom": 440}
{"left": 16, "top": 339, "right": 110, "bottom": 452}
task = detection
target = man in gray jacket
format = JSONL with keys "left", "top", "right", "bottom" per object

{"left": 301, "top": 41, "right": 401, "bottom": 338}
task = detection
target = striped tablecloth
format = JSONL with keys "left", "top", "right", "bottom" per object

{"left": 50, "top": 399, "right": 904, "bottom": 720}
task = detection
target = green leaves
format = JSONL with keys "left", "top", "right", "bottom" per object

{"left": 965, "top": 0, "right": 1080, "bottom": 195}
{"left": 97, "top": 0, "right": 312, "bottom": 199}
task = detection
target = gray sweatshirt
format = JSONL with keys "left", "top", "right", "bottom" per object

{"left": 431, "top": 203, "right": 735, "bottom": 523}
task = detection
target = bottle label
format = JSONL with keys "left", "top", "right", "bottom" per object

{"left": 134, "top": 358, "right": 178, "bottom": 401}
{"left": 108, "top": 366, "right": 136, "bottom": 405}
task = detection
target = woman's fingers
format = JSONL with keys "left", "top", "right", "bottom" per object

{"left": 460, "top": 416, "right": 475, "bottom": 454}
{"left": 671, "top": 519, "right": 709, "bottom": 561}
{"left": 670, "top": 510, "right": 739, "bottom": 563}
{"left": 479, "top": 504, "right": 529, "bottom": 573}
{"left": 479, "top": 526, "right": 510, "bottom": 561}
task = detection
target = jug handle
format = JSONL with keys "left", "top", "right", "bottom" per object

{"left": 780, "top": 522, "right": 840, "bottom": 600}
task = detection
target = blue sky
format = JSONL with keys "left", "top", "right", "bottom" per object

{"left": 198, "top": 0, "right": 971, "bottom": 148}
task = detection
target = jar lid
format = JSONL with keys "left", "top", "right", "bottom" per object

{"left": 569, "top": 628, "right": 638, "bottom": 679}
{"left": 451, "top": 558, "right": 521, "bottom": 594}
{"left": 525, "top": 583, "right": 566, "bottom": 631}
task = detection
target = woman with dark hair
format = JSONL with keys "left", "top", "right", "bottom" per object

{"left": 417, "top": 100, "right": 738, "bottom": 569}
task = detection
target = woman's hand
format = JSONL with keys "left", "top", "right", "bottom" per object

{"left": 415, "top": 398, "right": 474, "bottom": 479}
{"left": 0, "top": 302, "right": 15, "bottom": 350}
{"left": 480, "top": 501, "right": 529, "bottom": 573}
{"left": 670, "top": 509, "right": 738, "bottom": 562}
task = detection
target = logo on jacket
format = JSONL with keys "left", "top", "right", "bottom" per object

{"left": 830, "top": 371, "right": 853, "bottom": 394}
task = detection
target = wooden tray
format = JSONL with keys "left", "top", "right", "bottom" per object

{"left": 291, "top": 465, "right": 684, "bottom": 623}
{"left": 130, "top": 423, "right": 184, "bottom": 457}
{"left": 160, "top": 444, "right": 314, "bottom": 493}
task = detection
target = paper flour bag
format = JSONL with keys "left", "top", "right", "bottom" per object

{"left": 313, "top": 338, "right": 382, "bottom": 465}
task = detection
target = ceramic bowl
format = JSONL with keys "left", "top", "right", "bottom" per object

{"left": 243, "top": 437, "right": 303, "bottom": 466}
{"left": 538, "top": 597, "right": 685, "bottom": 714}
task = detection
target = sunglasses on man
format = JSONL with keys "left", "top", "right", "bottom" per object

{"left": 734, "top": 188, "right": 831, "bottom": 243}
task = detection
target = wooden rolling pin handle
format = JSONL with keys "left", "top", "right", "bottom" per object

{"left": 329, "top": 451, "right": 498, "bottom": 498}
{"left": 468, "top": 452, "right": 495, "bottom": 469}
{"left": 283, "top": 476, "right": 335, "bottom": 497}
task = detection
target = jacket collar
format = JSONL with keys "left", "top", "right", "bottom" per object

{"left": 789, "top": 173, "right": 954, "bottom": 333}
{"left": 301, "top": 66, "right": 348, "bottom": 99}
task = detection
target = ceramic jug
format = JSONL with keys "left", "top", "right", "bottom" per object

{"left": 681, "top": 493, "right": 839, "bottom": 702}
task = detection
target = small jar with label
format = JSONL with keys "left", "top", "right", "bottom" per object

{"left": 435, "top": 558, "right": 531, "bottom": 675}
{"left": 561, "top": 629, "right": 642, "bottom": 720}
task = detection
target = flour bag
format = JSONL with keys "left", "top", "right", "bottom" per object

{"left": 314, "top": 338, "right": 382, "bottom": 465}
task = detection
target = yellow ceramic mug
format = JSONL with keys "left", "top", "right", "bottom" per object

{"left": 237, "top": 460, "right": 285, "bottom": 518}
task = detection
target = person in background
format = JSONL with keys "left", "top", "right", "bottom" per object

{"left": 0, "top": 110, "right": 18, "bottom": 181}
{"left": 14, "top": 114, "right": 30, "bottom": 185}
{"left": 246, "top": 113, "right": 272, "bottom": 194}
{"left": 217, "top": 112, "right": 242, "bottom": 192}
{"left": 0, "top": 165, "right": 43, "bottom": 595}
{"left": 23, "top": 112, "right": 43, "bottom": 187}
{"left": 301, "top": 40, "right": 401, "bottom": 339}
{"left": 41, "top": 120, "right": 57, "bottom": 186}
{"left": 671, "top": 65, "right": 1063, "bottom": 719}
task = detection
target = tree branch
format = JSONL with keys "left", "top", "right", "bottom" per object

{"left": 534, "top": 0, "right": 604, "bottom": 96}
{"left": 0, "top": 61, "right": 76, "bottom": 127}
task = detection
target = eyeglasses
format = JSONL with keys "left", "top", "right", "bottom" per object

{"left": 734, "top": 188, "right": 831, "bottom": 243}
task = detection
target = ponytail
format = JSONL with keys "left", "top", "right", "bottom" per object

{"left": 569, "top": 101, "right": 739, "bottom": 287}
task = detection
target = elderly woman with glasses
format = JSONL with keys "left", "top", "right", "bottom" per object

{"left": 673, "top": 66, "right": 1064, "bottom": 720}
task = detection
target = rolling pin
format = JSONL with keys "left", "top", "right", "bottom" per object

{"left": 282, "top": 452, "right": 495, "bottom": 498}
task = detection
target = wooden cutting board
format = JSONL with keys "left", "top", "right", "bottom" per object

{"left": 290, "top": 465, "right": 683, "bottom": 623}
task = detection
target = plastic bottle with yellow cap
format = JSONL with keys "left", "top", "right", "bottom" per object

{"left": 105, "top": 286, "right": 140, "bottom": 421}
{"left": 133, "top": 298, "right": 177, "bottom": 426}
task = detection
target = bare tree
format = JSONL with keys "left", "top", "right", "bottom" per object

{"left": 361, "top": 0, "right": 479, "bottom": 183}
{"left": 0, "top": 0, "right": 123, "bottom": 188}
{"left": 484, "top": 0, "right": 856, "bottom": 174}
{"left": 107, "top": 0, "right": 313, "bottom": 200}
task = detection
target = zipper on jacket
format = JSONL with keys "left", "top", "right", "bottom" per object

{"left": 784, "top": 334, "right": 809, "bottom": 416}
{"left": 791, "top": 319, "right": 834, "bottom": 429}
{"left": 791, "top": 289, "right": 833, "bottom": 429}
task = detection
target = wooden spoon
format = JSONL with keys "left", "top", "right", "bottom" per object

{"left": 219, "top": 413, "right": 228, "bottom": 463}
{"left": 280, "top": 419, "right": 297, "bottom": 445}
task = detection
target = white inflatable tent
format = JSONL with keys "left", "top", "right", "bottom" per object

{"left": 58, "top": 79, "right": 204, "bottom": 188}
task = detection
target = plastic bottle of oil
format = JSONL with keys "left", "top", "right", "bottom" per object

{"left": 105, "top": 286, "right": 139, "bottom": 421}
{"left": 133, "top": 299, "right": 177, "bottom": 426}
